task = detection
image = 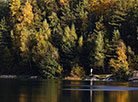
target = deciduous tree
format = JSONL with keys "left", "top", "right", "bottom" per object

{"left": 109, "top": 40, "right": 129, "bottom": 73}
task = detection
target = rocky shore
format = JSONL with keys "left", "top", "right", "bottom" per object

{"left": 0, "top": 75, "right": 39, "bottom": 79}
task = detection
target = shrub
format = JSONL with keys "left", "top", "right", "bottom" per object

{"left": 113, "top": 67, "right": 129, "bottom": 81}
{"left": 70, "top": 64, "right": 85, "bottom": 78}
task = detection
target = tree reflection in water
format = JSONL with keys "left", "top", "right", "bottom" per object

{"left": 0, "top": 79, "right": 138, "bottom": 102}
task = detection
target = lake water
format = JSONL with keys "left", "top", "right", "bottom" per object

{"left": 0, "top": 79, "right": 138, "bottom": 102}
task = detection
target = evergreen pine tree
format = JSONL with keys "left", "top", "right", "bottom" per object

{"left": 89, "top": 0, "right": 116, "bottom": 16}
{"left": 33, "top": 19, "right": 61, "bottom": 78}
{"left": 0, "top": 0, "right": 9, "bottom": 20}
{"left": 105, "top": 29, "right": 120, "bottom": 58}
{"left": 61, "top": 24, "right": 77, "bottom": 54}
{"left": 20, "top": 27, "right": 33, "bottom": 69}
{"left": 74, "top": 0, "right": 89, "bottom": 35}
{"left": 48, "top": 12, "right": 63, "bottom": 48}
{"left": 89, "top": 17, "right": 105, "bottom": 73}
{"left": 2, "top": 47, "right": 14, "bottom": 74}
{"left": 32, "top": 0, "right": 43, "bottom": 30}
{"left": 104, "top": 29, "right": 121, "bottom": 72}
{"left": 94, "top": 31, "right": 105, "bottom": 72}
{"left": 61, "top": 2, "right": 74, "bottom": 27}
{"left": 60, "top": 24, "right": 78, "bottom": 74}
{"left": 109, "top": 40, "right": 129, "bottom": 80}
{"left": 0, "top": 17, "right": 13, "bottom": 74}
{"left": 108, "top": 0, "right": 129, "bottom": 28}
{"left": 0, "top": 18, "right": 8, "bottom": 49}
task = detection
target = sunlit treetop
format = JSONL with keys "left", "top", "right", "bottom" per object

{"left": 60, "top": 0, "right": 70, "bottom": 5}
{"left": 89, "top": 0, "right": 116, "bottom": 16}
{"left": 10, "top": 0, "right": 21, "bottom": 17}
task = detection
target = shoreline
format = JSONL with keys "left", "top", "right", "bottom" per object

{"left": 0, "top": 75, "right": 39, "bottom": 79}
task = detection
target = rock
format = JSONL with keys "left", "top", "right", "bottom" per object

{"left": 129, "top": 71, "right": 138, "bottom": 81}
{"left": 30, "top": 76, "right": 38, "bottom": 79}
{"left": 0, "top": 75, "right": 17, "bottom": 79}
{"left": 83, "top": 75, "right": 100, "bottom": 81}
{"left": 102, "top": 75, "right": 114, "bottom": 81}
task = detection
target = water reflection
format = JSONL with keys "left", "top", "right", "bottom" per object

{"left": 0, "top": 79, "right": 138, "bottom": 102}
{"left": 90, "top": 80, "right": 93, "bottom": 102}
{"left": 63, "top": 80, "right": 138, "bottom": 102}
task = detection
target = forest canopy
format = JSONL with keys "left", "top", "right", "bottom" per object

{"left": 0, "top": 0, "right": 138, "bottom": 79}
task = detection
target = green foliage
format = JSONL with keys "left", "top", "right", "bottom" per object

{"left": 0, "top": 0, "right": 138, "bottom": 80}
{"left": 93, "top": 31, "right": 105, "bottom": 72}
{"left": 107, "top": 29, "right": 120, "bottom": 58}
{"left": 0, "top": 0, "right": 9, "bottom": 20}
{"left": 109, "top": 40, "right": 130, "bottom": 81}
{"left": 0, "top": 17, "right": 12, "bottom": 73}
{"left": 109, "top": 40, "right": 129, "bottom": 76}
{"left": 74, "top": 0, "right": 89, "bottom": 34}
{"left": 61, "top": 24, "right": 77, "bottom": 53}
{"left": 32, "top": 19, "right": 51, "bottom": 62}
{"left": 0, "top": 17, "right": 8, "bottom": 47}
{"left": 32, "top": 0, "right": 43, "bottom": 30}
{"left": 32, "top": 18, "right": 61, "bottom": 78}
{"left": 39, "top": 53, "right": 62, "bottom": 78}
{"left": 113, "top": 66, "right": 129, "bottom": 81}
{"left": 112, "top": 29, "right": 120, "bottom": 42}
{"left": 48, "top": 12, "right": 63, "bottom": 48}
{"left": 108, "top": 0, "right": 128, "bottom": 28}
{"left": 2, "top": 47, "right": 14, "bottom": 74}
{"left": 128, "top": 55, "right": 138, "bottom": 71}
{"left": 20, "top": 27, "right": 33, "bottom": 63}
{"left": 89, "top": 17, "right": 105, "bottom": 73}
{"left": 61, "top": 2, "right": 74, "bottom": 27}
{"left": 70, "top": 64, "right": 85, "bottom": 78}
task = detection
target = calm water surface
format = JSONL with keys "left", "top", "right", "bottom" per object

{"left": 0, "top": 79, "right": 138, "bottom": 102}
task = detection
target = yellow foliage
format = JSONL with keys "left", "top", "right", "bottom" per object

{"left": 10, "top": 30, "right": 14, "bottom": 39}
{"left": 43, "top": 19, "right": 51, "bottom": 39}
{"left": 33, "top": 19, "right": 59, "bottom": 62}
{"left": 89, "top": 0, "right": 116, "bottom": 16}
{"left": 109, "top": 40, "right": 129, "bottom": 72}
{"left": 89, "top": 0, "right": 99, "bottom": 12}
{"left": 17, "top": 0, "right": 34, "bottom": 29}
{"left": 20, "top": 28, "right": 29, "bottom": 53}
{"left": 70, "top": 64, "right": 85, "bottom": 78}
{"left": 64, "top": 26, "right": 70, "bottom": 38}
{"left": 10, "top": 0, "right": 21, "bottom": 17}
{"left": 63, "top": 24, "right": 77, "bottom": 47}
{"left": 56, "top": 66, "right": 63, "bottom": 75}
{"left": 10, "top": 0, "right": 34, "bottom": 52}
{"left": 71, "top": 24, "right": 77, "bottom": 40}
{"left": 95, "top": 16, "right": 105, "bottom": 32}
{"left": 33, "top": 31, "right": 59, "bottom": 62}
{"left": 109, "top": 58, "right": 120, "bottom": 72}
{"left": 9, "top": 0, "right": 34, "bottom": 51}
{"left": 78, "top": 36, "right": 83, "bottom": 47}
{"left": 12, "top": 0, "right": 34, "bottom": 34}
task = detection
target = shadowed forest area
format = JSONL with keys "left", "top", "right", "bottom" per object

{"left": 0, "top": 0, "right": 138, "bottom": 80}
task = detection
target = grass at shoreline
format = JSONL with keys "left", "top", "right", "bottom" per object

{"left": 94, "top": 74, "right": 112, "bottom": 79}
{"left": 64, "top": 74, "right": 112, "bottom": 80}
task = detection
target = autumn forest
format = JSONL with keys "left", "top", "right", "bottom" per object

{"left": 0, "top": 0, "right": 138, "bottom": 80}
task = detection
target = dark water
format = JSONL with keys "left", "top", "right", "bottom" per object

{"left": 0, "top": 79, "right": 138, "bottom": 102}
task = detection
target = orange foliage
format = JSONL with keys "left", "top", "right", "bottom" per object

{"left": 60, "top": 0, "right": 70, "bottom": 5}
{"left": 109, "top": 40, "right": 129, "bottom": 72}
